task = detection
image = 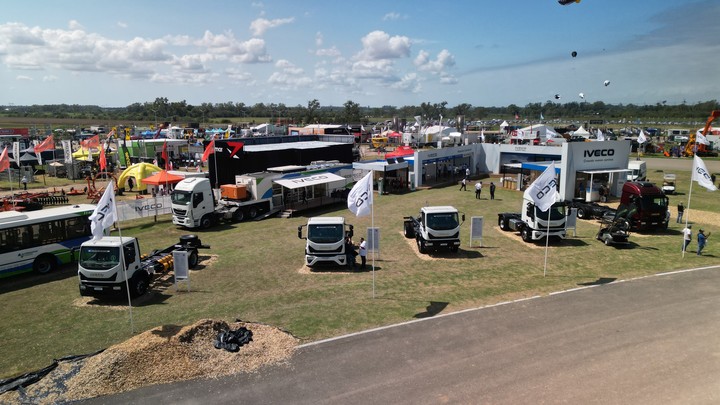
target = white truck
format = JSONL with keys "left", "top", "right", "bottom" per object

{"left": 171, "top": 175, "right": 281, "bottom": 229}
{"left": 497, "top": 195, "right": 567, "bottom": 243}
{"left": 403, "top": 206, "right": 465, "bottom": 253}
{"left": 298, "top": 217, "right": 354, "bottom": 267}
{"left": 627, "top": 160, "right": 647, "bottom": 181}
{"left": 78, "top": 235, "right": 208, "bottom": 298}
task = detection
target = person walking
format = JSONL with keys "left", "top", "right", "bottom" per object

{"left": 21, "top": 176, "right": 28, "bottom": 191}
{"left": 474, "top": 181, "right": 481, "bottom": 199}
{"left": 677, "top": 202, "right": 684, "bottom": 223}
{"left": 459, "top": 178, "right": 467, "bottom": 191}
{"left": 358, "top": 237, "right": 367, "bottom": 270}
{"left": 682, "top": 224, "right": 692, "bottom": 253}
{"left": 490, "top": 182, "right": 496, "bottom": 200}
{"left": 697, "top": 229, "right": 710, "bottom": 256}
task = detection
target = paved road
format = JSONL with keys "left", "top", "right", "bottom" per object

{"left": 88, "top": 265, "right": 720, "bottom": 405}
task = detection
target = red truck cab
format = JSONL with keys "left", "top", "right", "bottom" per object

{"left": 619, "top": 181, "right": 669, "bottom": 231}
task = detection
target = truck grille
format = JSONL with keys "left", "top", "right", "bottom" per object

{"left": 428, "top": 232, "right": 459, "bottom": 240}
{"left": 173, "top": 208, "right": 187, "bottom": 216}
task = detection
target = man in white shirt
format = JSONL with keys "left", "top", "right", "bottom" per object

{"left": 682, "top": 224, "right": 692, "bottom": 252}
{"left": 359, "top": 237, "right": 367, "bottom": 270}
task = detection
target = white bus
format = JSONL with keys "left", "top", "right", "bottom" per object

{"left": 0, "top": 204, "right": 95, "bottom": 277}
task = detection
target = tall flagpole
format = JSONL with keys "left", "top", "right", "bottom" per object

{"left": 682, "top": 173, "right": 694, "bottom": 258}
{"left": 213, "top": 137, "right": 219, "bottom": 189}
{"left": 371, "top": 200, "right": 375, "bottom": 299}
{"left": 543, "top": 209, "right": 551, "bottom": 277}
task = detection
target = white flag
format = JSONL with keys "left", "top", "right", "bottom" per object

{"left": 89, "top": 180, "right": 118, "bottom": 240}
{"left": 637, "top": 130, "right": 648, "bottom": 144}
{"left": 347, "top": 171, "right": 373, "bottom": 217}
{"left": 692, "top": 155, "right": 717, "bottom": 191}
{"left": 696, "top": 130, "right": 709, "bottom": 146}
{"left": 525, "top": 162, "right": 558, "bottom": 212}
{"left": 480, "top": 129, "right": 485, "bottom": 143}
{"left": 596, "top": 129, "right": 605, "bottom": 141}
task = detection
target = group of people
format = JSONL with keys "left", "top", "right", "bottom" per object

{"left": 682, "top": 224, "right": 710, "bottom": 256}
{"left": 344, "top": 235, "right": 367, "bottom": 270}
{"left": 459, "top": 178, "right": 496, "bottom": 200}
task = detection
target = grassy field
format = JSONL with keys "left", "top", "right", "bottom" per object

{"left": 0, "top": 162, "right": 718, "bottom": 379}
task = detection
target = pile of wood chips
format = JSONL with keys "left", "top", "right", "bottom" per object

{"left": 1, "top": 319, "right": 298, "bottom": 404}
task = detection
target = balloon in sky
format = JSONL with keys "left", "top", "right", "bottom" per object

{"left": 604, "top": 80, "right": 611, "bottom": 87}
{"left": 571, "top": 51, "right": 577, "bottom": 58}
{"left": 554, "top": 94, "right": 561, "bottom": 100}
{"left": 579, "top": 93, "right": 585, "bottom": 99}
{"left": 558, "top": 0, "right": 581, "bottom": 5}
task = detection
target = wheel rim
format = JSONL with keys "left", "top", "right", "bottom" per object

{"left": 249, "top": 208, "right": 258, "bottom": 218}
{"left": 35, "top": 258, "right": 53, "bottom": 274}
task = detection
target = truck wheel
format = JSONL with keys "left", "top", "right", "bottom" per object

{"left": 200, "top": 215, "right": 213, "bottom": 229}
{"left": 130, "top": 274, "right": 149, "bottom": 298}
{"left": 521, "top": 228, "right": 532, "bottom": 242}
{"left": 188, "top": 250, "right": 199, "bottom": 268}
{"left": 498, "top": 217, "right": 507, "bottom": 231}
{"left": 33, "top": 254, "right": 56, "bottom": 274}
{"left": 403, "top": 222, "right": 415, "bottom": 238}
{"left": 248, "top": 207, "right": 258, "bottom": 219}
{"left": 604, "top": 238, "right": 611, "bottom": 246}
{"left": 450, "top": 246, "right": 459, "bottom": 253}
{"left": 417, "top": 239, "right": 426, "bottom": 254}
{"left": 577, "top": 208, "right": 586, "bottom": 219}
{"left": 233, "top": 209, "right": 245, "bottom": 222}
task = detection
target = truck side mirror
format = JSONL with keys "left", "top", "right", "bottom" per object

{"left": 348, "top": 225, "right": 354, "bottom": 238}
{"left": 297, "top": 226, "right": 304, "bottom": 239}
{"left": 461, "top": 214, "right": 466, "bottom": 222}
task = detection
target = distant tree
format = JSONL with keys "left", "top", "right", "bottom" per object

{"left": 343, "top": 100, "right": 361, "bottom": 124}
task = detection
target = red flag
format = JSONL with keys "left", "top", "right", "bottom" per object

{"left": 202, "top": 140, "right": 215, "bottom": 162}
{"left": 162, "top": 140, "right": 169, "bottom": 170}
{"left": 106, "top": 128, "right": 115, "bottom": 140}
{"left": 34, "top": 135, "right": 55, "bottom": 153}
{"left": 99, "top": 145, "right": 107, "bottom": 171}
{"left": 0, "top": 147, "right": 9, "bottom": 173}
{"left": 82, "top": 135, "right": 100, "bottom": 149}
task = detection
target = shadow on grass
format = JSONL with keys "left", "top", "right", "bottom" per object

{"left": 424, "top": 249, "right": 483, "bottom": 259}
{"left": 413, "top": 301, "right": 449, "bottom": 318}
{"left": 577, "top": 277, "right": 617, "bottom": 286}
{"left": 0, "top": 263, "right": 77, "bottom": 295}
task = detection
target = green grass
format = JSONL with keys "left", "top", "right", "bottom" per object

{"left": 0, "top": 167, "right": 718, "bottom": 378}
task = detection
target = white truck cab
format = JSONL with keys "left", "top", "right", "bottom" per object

{"left": 298, "top": 217, "right": 353, "bottom": 267}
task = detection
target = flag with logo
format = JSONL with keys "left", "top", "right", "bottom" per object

{"left": 82, "top": 134, "right": 100, "bottom": 150}
{"left": 696, "top": 130, "right": 709, "bottom": 146}
{"left": 347, "top": 171, "right": 373, "bottom": 217}
{"left": 540, "top": 112, "right": 544, "bottom": 120}
{"left": 692, "top": 155, "right": 717, "bottom": 191}
{"left": 637, "top": 130, "right": 648, "bottom": 144}
{"left": 0, "top": 147, "right": 9, "bottom": 173}
{"left": 201, "top": 140, "right": 215, "bottom": 162}
{"left": 12, "top": 142, "right": 20, "bottom": 165}
{"left": 89, "top": 180, "right": 118, "bottom": 241}
{"left": 62, "top": 139, "right": 73, "bottom": 163}
{"left": 34, "top": 135, "right": 55, "bottom": 154}
{"left": 480, "top": 129, "right": 485, "bottom": 143}
{"left": 525, "top": 162, "right": 558, "bottom": 212}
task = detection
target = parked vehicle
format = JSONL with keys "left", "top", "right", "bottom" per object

{"left": 298, "top": 217, "right": 353, "bottom": 267}
{"left": 78, "top": 235, "right": 209, "bottom": 298}
{"left": 662, "top": 174, "right": 676, "bottom": 195}
{"left": 626, "top": 160, "right": 647, "bottom": 181}
{"left": 618, "top": 181, "right": 669, "bottom": 231}
{"left": 403, "top": 206, "right": 464, "bottom": 253}
{"left": 171, "top": 176, "right": 281, "bottom": 229}
{"left": 498, "top": 196, "right": 567, "bottom": 243}
{"left": 567, "top": 199, "right": 614, "bottom": 220}
{"left": 596, "top": 217, "right": 630, "bottom": 246}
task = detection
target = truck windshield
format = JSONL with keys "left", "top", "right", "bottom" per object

{"left": 426, "top": 213, "right": 459, "bottom": 230}
{"left": 79, "top": 246, "right": 120, "bottom": 270}
{"left": 536, "top": 204, "right": 566, "bottom": 221}
{"left": 308, "top": 224, "right": 344, "bottom": 243}
{"left": 171, "top": 190, "right": 192, "bottom": 205}
{"left": 640, "top": 196, "right": 668, "bottom": 210}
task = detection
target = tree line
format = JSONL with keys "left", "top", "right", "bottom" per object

{"left": 2, "top": 98, "right": 718, "bottom": 126}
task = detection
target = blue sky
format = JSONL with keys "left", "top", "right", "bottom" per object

{"left": 2, "top": 0, "right": 719, "bottom": 108}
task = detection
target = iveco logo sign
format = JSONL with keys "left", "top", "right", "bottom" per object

{"left": 291, "top": 175, "right": 328, "bottom": 183}
{"left": 584, "top": 149, "right": 615, "bottom": 157}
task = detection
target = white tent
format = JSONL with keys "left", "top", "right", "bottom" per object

{"left": 499, "top": 120, "right": 509, "bottom": 129}
{"left": 573, "top": 126, "right": 590, "bottom": 138}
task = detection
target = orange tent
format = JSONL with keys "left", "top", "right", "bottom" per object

{"left": 140, "top": 170, "right": 185, "bottom": 185}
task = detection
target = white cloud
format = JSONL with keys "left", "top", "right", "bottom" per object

{"left": 16, "top": 75, "right": 33, "bottom": 81}
{"left": 390, "top": 73, "right": 421, "bottom": 93}
{"left": 414, "top": 49, "right": 455, "bottom": 73}
{"left": 249, "top": 17, "right": 295, "bottom": 37}
{"left": 117, "top": 21, "right": 128, "bottom": 29}
{"left": 42, "top": 75, "right": 57, "bottom": 82}
{"left": 355, "top": 31, "right": 411, "bottom": 60}
{"left": 439, "top": 72, "right": 457, "bottom": 85}
{"left": 197, "top": 31, "right": 271, "bottom": 63}
{"left": 315, "top": 46, "right": 341, "bottom": 57}
{"left": 225, "top": 67, "right": 254, "bottom": 84}
{"left": 268, "top": 59, "right": 312, "bottom": 89}
{"left": 382, "top": 12, "right": 406, "bottom": 21}
{"left": 315, "top": 32, "right": 323, "bottom": 47}
{"left": 68, "top": 20, "right": 83, "bottom": 30}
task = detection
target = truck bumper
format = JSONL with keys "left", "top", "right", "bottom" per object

{"left": 305, "top": 255, "right": 347, "bottom": 267}
{"left": 532, "top": 230, "right": 566, "bottom": 240}
{"left": 79, "top": 282, "right": 126, "bottom": 296}
{"left": 173, "top": 216, "right": 196, "bottom": 228}
{"left": 423, "top": 239, "right": 461, "bottom": 250}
